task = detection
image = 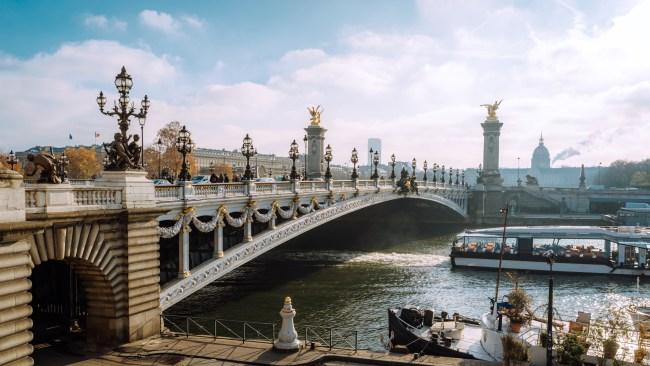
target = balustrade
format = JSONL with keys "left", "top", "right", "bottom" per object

{"left": 24, "top": 185, "right": 123, "bottom": 213}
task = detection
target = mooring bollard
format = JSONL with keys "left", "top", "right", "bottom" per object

{"left": 273, "top": 296, "right": 301, "bottom": 352}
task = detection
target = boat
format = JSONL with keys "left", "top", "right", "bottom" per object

{"left": 451, "top": 226, "right": 650, "bottom": 276}
{"left": 387, "top": 306, "right": 490, "bottom": 360}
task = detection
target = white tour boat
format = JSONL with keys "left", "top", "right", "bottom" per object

{"left": 451, "top": 226, "right": 650, "bottom": 276}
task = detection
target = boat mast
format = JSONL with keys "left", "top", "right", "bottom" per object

{"left": 493, "top": 205, "right": 509, "bottom": 317}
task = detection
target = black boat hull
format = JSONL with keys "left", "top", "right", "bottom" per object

{"left": 388, "top": 309, "right": 476, "bottom": 359}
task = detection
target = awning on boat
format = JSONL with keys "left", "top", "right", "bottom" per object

{"left": 617, "top": 241, "right": 650, "bottom": 249}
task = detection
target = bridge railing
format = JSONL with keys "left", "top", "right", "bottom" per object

{"left": 25, "top": 185, "right": 123, "bottom": 213}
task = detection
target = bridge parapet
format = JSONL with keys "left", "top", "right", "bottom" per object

{"left": 24, "top": 184, "right": 123, "bottom": 215}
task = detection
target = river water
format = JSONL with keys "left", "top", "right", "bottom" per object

{"left": 169, "top": 225, "right": 649, "bottom": 350}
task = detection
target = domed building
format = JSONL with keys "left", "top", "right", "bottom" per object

{"left": 531, "top": 134, "right": 550, "bottom": 170}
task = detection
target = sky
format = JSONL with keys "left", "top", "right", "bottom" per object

{"left": 1, "top": 0, "right": 649, "bottom": 168}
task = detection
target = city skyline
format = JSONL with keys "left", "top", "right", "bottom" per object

{"left": 1, "top": 0, "right": 649, "bottom": 167}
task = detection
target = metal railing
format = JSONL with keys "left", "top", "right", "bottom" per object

{"left": 161, "top": 315, "right": 359, "bottom": 351}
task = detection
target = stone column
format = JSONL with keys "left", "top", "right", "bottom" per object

{"left": 213, "top": 221, "right": 224, "bottom": 258}
{"left": 269, "top": 216, "right": 276, "bottom": 230}
{"left": 178, "top": 225, "right": 191, "bottom": 278}
{"left": 304, "top": 124, "right": 327, "bottom": 180}
{"left": 244, "top": 216, "right": 253, "bottom": 242}
{"left": 480, "top": 116, "right": 504, "bottom": 188}
{"left": 0, "top": 169, "right": 25, "bottom": 223}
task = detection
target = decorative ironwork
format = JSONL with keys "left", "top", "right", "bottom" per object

{"left": 448, "top": 167, "right": 453, "bottom": 185}
{"left": 176, "top": 125, "right": 195, "bottom": 181}
{"left": 455, "top": 169, "right": 460, "bottom": 185}
{"left": 97, "top": 66, "right": 150, "bottom": 170}
{"left": 350, "top": 148, "right": 358, "bottom": 180}
{"left": 432, "top": 163, "right": 438, "bottom": 184}
{"left": 289, "top": 139, "right": 299, "bottom": 180}
{"left": 371, "top": 150, "right": 379, "bottom": 179}
{"left": 389, "top": 154, "right": 396, "bottom": 180}
{"left": 241, "top": 134, "right": 256, "bottom": 181}
{"left": 441, "top": 165, "right": 445, "bottom": 184}
{"left": 6, "top": 150, "right": 17, "bottom": 171}
{"left": 324, "top": 144, "right": 333, "bottom": 180}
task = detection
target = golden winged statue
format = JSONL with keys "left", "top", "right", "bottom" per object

{"left": 480, "top": 99, "right": 502, "bottom": 119}
{"left": 307, "top": 105, "right": 323, "bottom": 126}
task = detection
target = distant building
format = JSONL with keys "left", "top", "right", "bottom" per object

{"left": 531, "top": 134, "right": 550, "bottom": 171}
{"left": 193, "top": 147, "right": 299, "bottom": 178}
{"left": 367, "top": 138, "right": 382, "bottom": 166}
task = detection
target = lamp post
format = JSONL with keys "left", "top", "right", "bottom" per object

{"left": 303, "top": 134, "right": 308, "bottom": 180}
{"left": 96, "top": 66, "right": 150, "bottom": 169}
{"left": 156, "top": 138, "right": 163, "bottom": 178}
{"left": 371, "top": 150, "right": 379, "bottom": 179}
{"left": 241, "top": 134, "right": 256, "bottom": 181}
{"left": 455, "top": 169, "right": 460, "bottom": 186}
{"left": 598, "top": 162, "right": 602, "bottom": 185}
{"left": 58, "top": 151, "right": 69, "bottom": 182}
{"left": 448, "top": 166, "right": 453, "bottom": 185}
{"left": 432, "top": 163, "right": 438, "bottom": 185}
{"left": 6, "top": 150, "right": 17, "bottom": 171}
{"left": 389, "top": 154, "right": 396, "bottom": 180}
{"left": 441, "top": 165, "right": 445, "bottom": 184}
{"left": 324, "top": 144, "right": 333, "bottom": 180}
{"left": 462, "top": 170, "right": 465, "bottom": 186}
{"left": 517, "top": 157, "right": 522, "bottom": 187}
{"left": 423, "top": 160, "right": 428, "bottom": 182}
{"left": 543, "top": 250, "right": 556, "bottom": 366}
{"left": 138, "top": 116, "right": 146, "bottom": 165}
{"left": 176, "top": 125, "right": 194, "bottom": 182}
{"left": 351, "top": 148, "right": 359, "bottom": 180}
{"left": 411, "top": 158, "right": 416, "bottom": 178}
{"left": 289, "top": 139, "right": 299, "bottom": 180}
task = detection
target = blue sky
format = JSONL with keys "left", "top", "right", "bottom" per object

{"left": 1, "top": 0, "right": 648, "bottom": 167}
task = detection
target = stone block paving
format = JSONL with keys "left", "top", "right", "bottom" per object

{"left": 38, "top": 335, "right": 498, "bottom": 366}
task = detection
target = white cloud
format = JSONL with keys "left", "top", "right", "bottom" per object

{"left": 139, "top": 10, "right": 205, "bottom": 35}
{"left": 3, "top": 1, "right": 650, "bottom": 169}
{"left": 83, "top": 14, "right": 127, "bottom": 31}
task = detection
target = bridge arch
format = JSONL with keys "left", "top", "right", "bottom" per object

{"left": 28, "top": 222, "right": 128, "bottom": 345}
{"left": 160, "top": 190, "right": 467, "bottom": 309}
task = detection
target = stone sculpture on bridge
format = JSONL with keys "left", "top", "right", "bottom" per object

{"left": 25, "top": 151, "right": 65, "bottom": 184}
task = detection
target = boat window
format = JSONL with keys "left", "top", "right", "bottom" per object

{"left": 460, "top": 236, "right": 517, "bottom": 254}
{"left": 532, "top": 238, "right": 608, "bottom": 259}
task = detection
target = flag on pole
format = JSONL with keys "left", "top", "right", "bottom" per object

{"left": 69, "top": 133, "right": 73, "bottom": 140}
{"left": 94, "top": 132, "right": 100, "bottom": 138}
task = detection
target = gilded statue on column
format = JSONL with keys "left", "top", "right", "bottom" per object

{"left": 307, "top": 105, "right": 323, "bottom": 126}
{"left": 480, "top": 99, "right": 502, "bottom": 120}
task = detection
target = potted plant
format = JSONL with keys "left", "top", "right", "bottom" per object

{"left": 558, "top": 333, "right": 587, "bottom": 366}
{"left": 502, "top": 334, "right": 529, "bottom": 366}
{"left": 507, "top": 287, "right": 532, "bottom": 333}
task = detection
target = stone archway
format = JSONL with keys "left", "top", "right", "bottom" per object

{"left": 27, "top": 222, "right": 128, "bottom": 346}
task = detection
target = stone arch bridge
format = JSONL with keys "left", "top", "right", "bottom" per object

{"left": 0, "top": 169, "right": 466, "bottom": 365}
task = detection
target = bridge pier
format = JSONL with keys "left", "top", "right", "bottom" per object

{"left": 213, "top": 222, "right": 224, "bottom": 258}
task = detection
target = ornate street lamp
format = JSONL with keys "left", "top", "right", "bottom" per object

{"left": 289, "top": 139, "right": 299, "bottom": 180}
{"left": 156, "top": 138, "right": 163, "bottom": 179}
{"left": 241, "top": 134, "right": 256, "bottom": 181}
{"left": 176, "top": 125, "right": 195, "bottom": 181}
{"left": 96, "top": 66, "right": 150, "bottom": 170}
{"left": 303, "top": 134, "right": 308, "bottom": 180}
{"left": 423, "top": 160, "right": 428, "bottom": 182}
{"left": 324, "top": 144, "right": 333, "bottom": 180}
{"left": 411, "top": 158, "right": 416, "bottom": 178}
{"left": 58, "top": 151, "right": 69, "bottom": 182}
{"left": 350, "top": 148, "right": 359, "bottom": 180}
{"left": 138, "top": 116, "right": 146, "bottom": 165}
{"left": 455, "top": 169, "right": 460, "bottom": 185}
{"left": 461, "top": 170, "right": 465, "bottom": 186}
{"left": 371, "top": 150, "right": 379, "bottom": 179}
{"left": 6, "top": 150, "right": 17, "bottom": 171}
{"left": 448, "top": 166, "right": 453, "bottom": 185}
{"left": 441, "top": 165, "right": 445, "bottom": 184}
{"left": 432, "top": 163, "right": 438, "bottom": 184}
{"left": 389, "top": 154, "right": 396, "bottom": 179}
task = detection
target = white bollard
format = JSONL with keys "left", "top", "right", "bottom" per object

{"left": 273, "top": 296, "right": 301, "bottom": 352}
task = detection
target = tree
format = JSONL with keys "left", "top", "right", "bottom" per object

{"left": 143, "top": 121, "right": 197, "bottom": 180}
{"left": 64, "top": 147, "right": 102, "bottom": 179}
{"left": 0, "top": 151, "right": 24, "bottom": 174}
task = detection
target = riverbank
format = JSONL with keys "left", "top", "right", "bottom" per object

{"left": 45, "top": 335, "right": 498, "bottom": 366}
